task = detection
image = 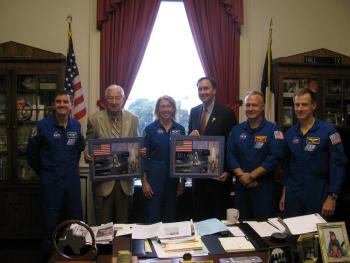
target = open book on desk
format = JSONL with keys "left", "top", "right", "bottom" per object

{"left": 268, "top": 213, "right": 326, "bottom": 235}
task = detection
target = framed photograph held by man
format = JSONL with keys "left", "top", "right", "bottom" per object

{"left": 169, "top": 135, "right": 224, "bottom": 179}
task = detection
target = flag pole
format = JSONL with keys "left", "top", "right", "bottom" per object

{"left": 66, "top": 14, "right": 72, "bottom": 38}
{"left": 266, "top": 19, "right": 273, "bottom": 116}
{"left": 64, "top": 14, "right": 87, "bottom": 122}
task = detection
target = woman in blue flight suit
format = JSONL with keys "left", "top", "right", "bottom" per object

{"left": 141, "top": 95, "right": 185, "bottom": 223}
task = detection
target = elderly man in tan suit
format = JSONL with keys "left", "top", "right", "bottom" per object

{"left": 86, "top": 84, "right": 140, "bottom": 224}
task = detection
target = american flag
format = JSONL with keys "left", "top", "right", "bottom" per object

{"left": 175, "top": 140, "right": 193, "bottom": 152}
{"left": 64, "top": 28, "right": 87, "bottom": 120}
{"left": 93, "top": 144, "right": 111, "bottom": 156}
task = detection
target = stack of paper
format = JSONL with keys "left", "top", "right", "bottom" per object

{"left": 81, "top": 222, "right": 114, "bottom": 244}
{"left": 114, "top": 223, "right": 134, "bottom": 237}
{"left": 219, "top": 237, "right": 255, "bottom": 252}
{"left": 282, "top": 213, "right": 326, "bottom": 235}
{"left": 132, "top": 222, "right": 162, "bottom": 239}
{"left": 157, "top": 222, "right": 204, "bottom": 253}
{"left": 94, "top": 222, "right": 114, "bottom": 244}
{"left": 163, "top": 235, "right": 204, "bottom": 252}
{"left": 131, "top": 221, "right": 193, "bottom": 240}
{"left": 151, "top": 238, "right": 209, "bottom": 258}
{"left": 245, "top": 221, "right": 282, "bottom": 237}
{"left": 130, "top": 220, "right": 209, "bottom": 258}
{"left": 157, "top": 221, "right": 192, "bottom": 239}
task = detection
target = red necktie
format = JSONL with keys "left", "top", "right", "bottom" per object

{"left": 200, "top": 108, "right": 208, "bottom": 135}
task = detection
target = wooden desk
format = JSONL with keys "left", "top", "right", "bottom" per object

{"left": 54, "top": 235, "right": 270, "bottom": 263}
{"left": 114, "top": 236, "right": 269, "bottom": 263}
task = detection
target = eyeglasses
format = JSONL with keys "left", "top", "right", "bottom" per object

{"left": 106, "top": 96, "right": 123, "bottom": 101}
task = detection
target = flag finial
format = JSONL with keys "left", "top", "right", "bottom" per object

{"left": 66, "top": 14, "right": 72, "bottom": 32}
{"left": 66, "top": 14, "right": 72, "bottom": 24}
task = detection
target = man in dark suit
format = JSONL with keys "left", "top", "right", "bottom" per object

{"left": 188, "top": 76, "right": 237, "bottom": 220}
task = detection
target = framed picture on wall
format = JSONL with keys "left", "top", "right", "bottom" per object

{"left": 169, "top": 135, "right": 224, "bottom": 179}
{"left": 88, "top": 137, "right": 143, "bottom": 182}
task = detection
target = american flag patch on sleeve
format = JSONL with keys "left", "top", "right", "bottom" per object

{"left": 274, "top": 131, "right": 284, "bottom": 140}
{"left": 329, "top": 132, "right": 341, "bottom": 145}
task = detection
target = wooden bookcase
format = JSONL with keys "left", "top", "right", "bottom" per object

{"left": 0, "top": 41, "right": 65, "bottom": 238}
{"left": 273, "top": 48, "right": 350, "bottom": 131}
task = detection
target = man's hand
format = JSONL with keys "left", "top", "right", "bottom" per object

{"left": 189, "top": 130, "right": 200, "bottom": 137}
{"left": 321, "top": 196, "right": 336, "bottom": 217}
{"left": 176, "top": 181, "right": 186, "bottom": 197}
{"left": 246, "top": 181, "right": 258, "bottom": 188}
{"left": 141, "top": 178, "right": 154, "bottom": 199}
{"left": 279, "top": 187, "right": 286, "bottom": 212}
{"left": 239, "top": 172, "right": 254, "bottom": 187}
{"left": 139, "top": 147, "right": 147, "bottom": 157}
{"left": 84, "top": 150, "right": 92, "bottom": 162}
{"left": 215, "top": 172, "right": 229, "bottom": 182}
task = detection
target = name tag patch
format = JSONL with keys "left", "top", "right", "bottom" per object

{"left": 67, "top": 138, "right": 76, "bottom": 145}
{"left": 171, "top": 129, "right": 181, "bottom": 135}
{"left": 304, "top": 144, "right": 316, "bottom": 152}
{"left": 67, "top": 132, "right": 78, "bottom": 139}
{"left": 255, "top": 142, "right": 264, "bottom": 149}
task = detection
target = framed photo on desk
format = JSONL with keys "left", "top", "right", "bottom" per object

{"left": 88, "top": 137, "right": 143, "bottom": 182}
{"left": 297, "top": 233, "right": 320, "bottom": 262}
{"left": 169, "top": 135, "right": 224, "bottom": 179}
{"left": 317, "top": 222, "right": 350, "bottom": 263}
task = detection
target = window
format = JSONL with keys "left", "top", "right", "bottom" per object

{"left": 125, "top": 1, "right": 204, "bottom": 133}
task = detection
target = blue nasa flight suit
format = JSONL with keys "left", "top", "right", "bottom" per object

{"left": 26, "top": 115, "right": 84, "bottom": 262}
{"left": 283, "top": 119, "right": 347, "bottom": 217}
{"left": 143, "top": 120, "right": 185, "bottom": 223}
{"left": 227, "top": 119, "right": 284, "bottom": 220}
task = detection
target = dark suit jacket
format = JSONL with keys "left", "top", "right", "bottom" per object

{"left": 189, "top": 101, "right": 237, "bottom": 220}
{"left": 189, "top": 101, "right": 236, "bottom": 172}
{"left": 188, "top": 101, "right": 236, "bottom": 139}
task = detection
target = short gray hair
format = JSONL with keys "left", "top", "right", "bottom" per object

{"left": 104, "top": 84, "right": 125, "bottom": 98}
{"left": 244, "top": 90, "right": 265, "bottom": 105}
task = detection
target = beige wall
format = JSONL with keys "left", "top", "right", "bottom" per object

{"left": 0, "top": 0, "right": 100, "bottom": 116}
{"left": 1, "top": 0, "right": 350, "bottom": 120}
{"left": 240, "top": 0, "right": 350, "bottom": 120}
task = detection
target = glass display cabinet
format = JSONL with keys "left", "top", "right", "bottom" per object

{"left": 273, "top": 48, "right": 350, "bottom": 131}
{"left": 0, "top": 41, "right": 65, "bottom": 238}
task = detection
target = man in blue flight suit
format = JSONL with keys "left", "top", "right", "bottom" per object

{"left": 227, "top": 91, "right": 284, "bottom": 220}
{"left": 279, "top": 88, "right": 347, "bottom": 218}
{"left": 27, "top": 90, "right": 85, "bottom": 263}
